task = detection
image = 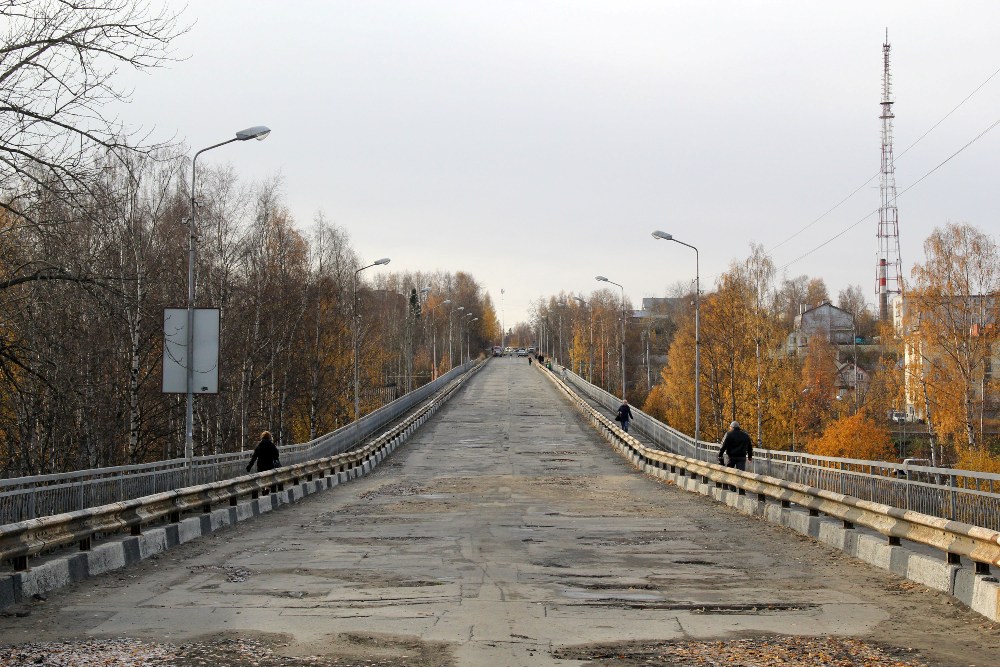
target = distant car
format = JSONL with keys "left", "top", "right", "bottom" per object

{"left": 517, "top": 348, "right": 527, "bottom": 356}
{"left": 527, "top": 347, "right": 536, "bottom": 354}
{"left": 890, "top": 411, "right": 906, "bottom": 423}
{"left": 492, "top": 346, "right": 503, "bottom": 357}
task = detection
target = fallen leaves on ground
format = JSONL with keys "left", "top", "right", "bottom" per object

{"left": 554, "top": 636, "right": 929, "bottom": 666}
{"left": 0, "top": 637, "right": 431, "bottom": 667}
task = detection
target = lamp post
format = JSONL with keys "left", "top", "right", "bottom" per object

{"left": 461, "top": 312, "right": 474, "bottom": 363}
{"left": 652, "top": 230, "right": 700, "bottom": 444}
{"left": 429, "top": 298, "right": 451, "bottom": 379}
{"left": 353, "top": 257, "right": 390, "bottom": 430}
{"left": 467, "top": 317, "right": 479, "bottom": 361}
{"left": 500, "top": 288, "right": 505, "bottom": 353}
{"left": 449, "top": 305, "right": 464, "bottom": 369}
{"left": 186, "top": 125, "right": 270, "bottom": 482}
{"left": 596, "top": 276, "right": 627, "bottom": 400}
{"left": 574, "top": 296, "right": 594, "bottom": 382}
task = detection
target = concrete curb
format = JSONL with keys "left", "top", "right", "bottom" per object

{"left": 0, "top": 389, "right": 455, "bottom": 611}
{"left": 0, "top": 364, "right": 482, "bottom": 609}
{"left": 639, "top": 460, "right": 1000, "bottom": 622}
{"left": 1, "top": 477, "right": 333, "bottom": 608}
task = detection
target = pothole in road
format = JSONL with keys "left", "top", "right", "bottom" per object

{"left": 559, "top": 594, "right": 819, "bottom": 613}
{"left": 189, "top": 564, "right": 254, "bottom": 583}
{"left": 572, "top": 582, "right": 658, "bottom": 591}
{"left": 322, "top": 569, "right": 447, "bottom": 588}
{"left": 672, "top": 559, "right": 719, "bottom": 566}
{"left": 560, "top": 588, "right": 664, "bottom": 603}
{"left": 585, "top": 533, "right": 678, "bottom": 546}
{"left": 358, "top": 484, "right": 426, "bottom": 500}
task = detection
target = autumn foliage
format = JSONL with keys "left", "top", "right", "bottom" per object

{"left": 804, "top": 413, "right": 896, "bottom": 461}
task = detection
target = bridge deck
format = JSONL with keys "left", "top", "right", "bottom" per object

{"left": 1, "top": 358, "right": 997, "bottom": 666}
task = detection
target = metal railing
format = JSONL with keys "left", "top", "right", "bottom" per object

{"left": 539, "top": 363, "right": 1000, "bottom": 570}
{"left": 556, "top": 366, "right": 1000, "bottom": 533}
{"left": 0, "top": 358, "right": 482, "bottom": 572}
{"left": 0, "top": 361, "right": 477, "bottom": 526}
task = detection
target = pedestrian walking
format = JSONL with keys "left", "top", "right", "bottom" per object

{"left": 247, "top": 430, "right": 280, "bottom": 473}
{"left": 718, "top": 421, "right": 753, "bottom": 471}
{"left": 615, "top": 399, "right": 633, "bottom": 433}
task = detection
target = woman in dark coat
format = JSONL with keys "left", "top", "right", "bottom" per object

{"left": 246, "top": 431, "right": 280, "bottom": 473}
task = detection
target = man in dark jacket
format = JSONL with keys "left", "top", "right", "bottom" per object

{"left": 616, "top": 400, "right": 634, "bottom": 433}
{"left": 718, "top": 421, "right": 753, "bottom": 471}
{"left": 246, "top": 431, "right": 280, "bottom": 473}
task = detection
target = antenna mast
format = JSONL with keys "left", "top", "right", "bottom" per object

{"left": 877, "top": 30, "right": 903, "bottom": 321}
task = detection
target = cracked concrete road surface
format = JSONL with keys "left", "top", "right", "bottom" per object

{"left": 2, "top": 359, "right": 999, "bottom": 666}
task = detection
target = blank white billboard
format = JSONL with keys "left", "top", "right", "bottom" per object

{"left": 162, "top": 308, "right": 220, "bottom": 394}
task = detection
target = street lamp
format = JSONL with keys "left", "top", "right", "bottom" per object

{"left": 353, "top": 257, "right": 390, "bottom": 430}
{"left": 652, "top": 230, "right": 700, "bottom": 445}
{"left": 186, "top": 125, "right": 270, "bottom": 482}
{"left": 428, "top": 298, "right": 451, "bottom": 379}
{"left": 467, "top": 317, "right": 479, "bottom": 361}
{"left": 449, "top": 305, "right": 464, "bottom": 369}
{"left": 461, "top": 312, "right": 475, "bottom": 364}
{"left": 596, "top": 275, "right": 627, "bottom": 400}
{"left": 574, "top": 296, "right": 594, "bottom": 382}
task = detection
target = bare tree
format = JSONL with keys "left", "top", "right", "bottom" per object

{"left": 0, "top": 0, "right": 185, "bottom": 221}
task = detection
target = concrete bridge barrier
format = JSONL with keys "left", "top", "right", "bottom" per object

{"left": 0, "top": 360, "right": 485, "bottom": 609}
{"left": 536, "top": 361, "right": 1000, "bottom": 622}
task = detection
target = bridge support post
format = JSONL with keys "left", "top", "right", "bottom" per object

{"left": 13, "top": 555, "right": 27, "bottom": 571}
{"left": 79, "top": 537, "right": 92, "bottom": 551}
{"left": 130, "top": 524, "right": 141, "bottom": 536}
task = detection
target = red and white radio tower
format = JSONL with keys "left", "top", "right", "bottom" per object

{"left": 877, "top": 30, "right": 903, "bottom": 322}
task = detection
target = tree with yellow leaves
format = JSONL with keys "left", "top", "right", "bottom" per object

{"left": 797, "top": 335, "right": 840, "bottom": 442}
{"left": 806, "top": 413, "right": 896, "bottom": 461}
{"left": 904, "top": 223, "right": 999, "bottom": 455}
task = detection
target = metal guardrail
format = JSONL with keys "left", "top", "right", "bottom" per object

{"left": 539, "top": 363, "right": 1000, "bottom": 569}
{"left": 0, "top": 359, "right": 482, "bottom": 571}
{"left": 0, "top": 361, "right": 477, "bottom": 526}
{"left": 554, "top": 366, "right": 1000, "bottom": 534}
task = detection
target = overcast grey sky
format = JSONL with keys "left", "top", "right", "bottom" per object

{"left": 121, "top": 1, "right": 1000, "bottom": 326}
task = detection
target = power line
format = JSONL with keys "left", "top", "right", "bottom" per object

{"left": 780, "top": 113, "right": 1000, "bottom": 272}
{"left": 769, "top": 62, "right": 1000, "bottom": 254}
